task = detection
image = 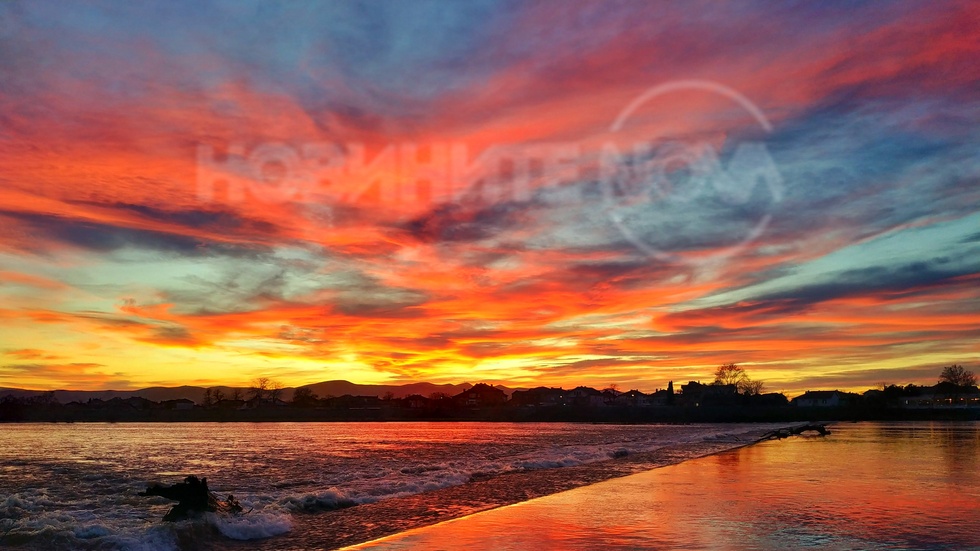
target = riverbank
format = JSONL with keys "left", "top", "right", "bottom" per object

{"left": 3, "top": 404, "right": 978, "bottom": 424}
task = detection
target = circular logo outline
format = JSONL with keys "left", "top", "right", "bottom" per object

{"left": 602, "top": 79, "right": 781, "bottom": 265}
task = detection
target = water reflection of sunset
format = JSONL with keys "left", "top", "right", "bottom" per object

{"left": 348, "top": 423, "right": 980, "bottom": 550}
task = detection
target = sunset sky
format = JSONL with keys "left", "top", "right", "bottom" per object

{"left": 1, "top": 1, "right": 978, "bottom": 396}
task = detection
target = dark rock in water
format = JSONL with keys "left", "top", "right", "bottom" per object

{"left": 610, "top": 449, "right": 629, "bottom": 459}
{"left": 139, "top": 475, "right": 243, "bottom": 521}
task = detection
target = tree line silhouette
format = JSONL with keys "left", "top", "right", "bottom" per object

{"left": 1, "top": 364, "right": 976, "bottom": 423}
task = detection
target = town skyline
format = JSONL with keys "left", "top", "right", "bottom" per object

{"left": 2, "top": 362, "right": 976, "bottom": 404}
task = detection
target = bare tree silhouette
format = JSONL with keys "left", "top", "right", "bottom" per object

{"left": 714, "top": 363, "right": 765, "bottom": 395}
{"left": 268, "top": 380, "right": 284, "bottom": 404}
{"left": 741, "top": 379, "right": 765, "bottom": 396}
{"left": 248, "top": 377, "right": 270, "bottom": 402}
{"left": 714, "top": 363, "right": 748, "bottom": 387}
{"left": 939, "top": 365, "right": 976, "bottom": 387}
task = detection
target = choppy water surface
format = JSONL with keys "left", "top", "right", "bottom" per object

{"left": 0, "top": 422, "right": 780, "bottom": 550}
{"left": 349, "top": 422, "right": 980, "bottom": 551}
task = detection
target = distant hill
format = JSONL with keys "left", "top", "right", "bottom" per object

{"left": 0, "top": 381, "right": 515, "bottom": 405}
{"left": 300, "top": 380, "right": 478, "bottom": 400}
{"left": 0, "top": 386, "right": 210, "bottom": 404}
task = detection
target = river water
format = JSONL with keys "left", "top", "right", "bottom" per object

{"left": 347, "top": 421, "right": 980, "bottom": 551}
{"left": 0, "top": 421, "right": 784, "bottom": 550}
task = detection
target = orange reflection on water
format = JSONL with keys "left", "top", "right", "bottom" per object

{"left": 349, "top": 422, "right": 980, "bottom": 550}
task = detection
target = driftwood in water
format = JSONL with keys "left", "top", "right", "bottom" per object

{"left": 139, "top": 475, "right": 243, "bottom": 521}
{"left": 761, "top": 423, "right": 830, "bottom": 440}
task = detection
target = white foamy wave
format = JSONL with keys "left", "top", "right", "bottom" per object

{"left": 273, "top": 423, "right": 785, "bottom": 510}
{"left": 0, "top": 510, "right": 180, "bottom": 551}
{"left": 208, "top": 510, "right": 293, "bottom": 540}
{"left": 1, "top": 489, "right": 57, "bottom": 517}
{"left": 363, "top": 471, "right": 473, "bottom": 500}
{"left": 279, "top": 487, "right": 357, "bottom": 512}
